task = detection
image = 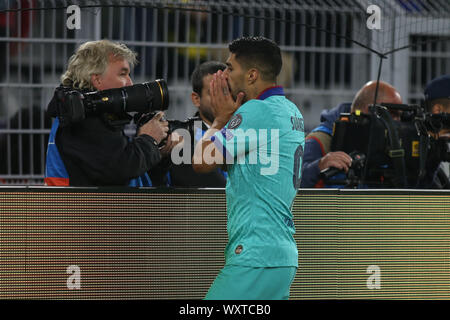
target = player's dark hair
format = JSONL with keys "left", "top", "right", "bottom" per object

{"left": 191, "top": 61, "right": 226, "bottom": 96}
{"left": 228, "top": 36, "right": 282, "bottom": 81}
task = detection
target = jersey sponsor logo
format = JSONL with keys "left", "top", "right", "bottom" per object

{"left": 228, "top": 113, "right": 243, "bottom": 129}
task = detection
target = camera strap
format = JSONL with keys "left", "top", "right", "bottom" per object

{"left": 377, "top": 107, "right": 407, "bottom": 188}
{"left": 418, "top": 135, "right": 429, "bottom": 182}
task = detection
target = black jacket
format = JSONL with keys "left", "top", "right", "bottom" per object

{"left": 47, "top": 87, "right": 162, "bottom": 186}
{"left": 167, "top": 115, "right": 226, "bottom": 188}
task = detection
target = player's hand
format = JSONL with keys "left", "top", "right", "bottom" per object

{"left": 138, "top": 111, "right": 169, "bottom": 144}
{"left": 318, "top": 151, "right": 352, "bottom": 172}
{"left": 159, "top": 131, "right": 183, "bottom": 158}
{"left": 210, "top": 70, "right": 245, "bottom": 128}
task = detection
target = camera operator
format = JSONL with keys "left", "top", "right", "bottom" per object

{"left": 160, "top": 61, "right": 227, "bottom": 187}
{"left": 300, "top": 80, "right": 402, "bottom": 188}
{"left": 423, "top": 74, "right": 450, "bottom": 188}
{"left": 425, "top": 75, "right": 450, "bottom": 138}
{"left": 45, "top": 40, "right": 177, "bottom": 186}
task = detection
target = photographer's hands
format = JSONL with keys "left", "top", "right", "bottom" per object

{"left": 159, "top": 131, "right": 183, "bottom": 157}
{"left": 138, "top": 111, "right": 169, "bottom": 144}
{"left": 138, "top": 111, "right": 183, "bottom": 157}
{"left": 319, "top": 151, "right": 353, "bottom": 172}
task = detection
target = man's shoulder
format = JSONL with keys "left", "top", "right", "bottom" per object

{"left": 318, "top": 102, "right": 351, "bottom": 126}
{"left": 228, "top": 100, "right": 266, "bottom": 128}
{"left": 239, "top": 98, "right": 264, "bottom": 111}
{"left": 305, "top": 130, "right": 332, "bottom": 155}
{"left": 263, "top": 95, "right": 302, "bottom": 116}
{"left": 307, "top": 130, "right": 332, "bottom": 141}
{"left": 238, "top": 96, "right": 299, "bottom": 117}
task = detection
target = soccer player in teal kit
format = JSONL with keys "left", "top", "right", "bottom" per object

{"left": 192, "top": 36, "right": 305, "bottom": 300}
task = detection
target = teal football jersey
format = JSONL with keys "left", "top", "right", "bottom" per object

{"left": 212, "top": 86, "right": 305, "bottom": 267}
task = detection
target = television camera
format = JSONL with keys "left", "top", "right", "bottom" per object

{"left": 322, "top": 103, "right": 450, "bottom": 188}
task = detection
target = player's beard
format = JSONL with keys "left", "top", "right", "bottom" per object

{"left": 199, "top": 106, "right": 215, "bottom": 124}
{"left": 231, "top": 90, "right": 247, "bottom": 104}
{"left": 228, "top": 80, "right": 247, "bottom": 104}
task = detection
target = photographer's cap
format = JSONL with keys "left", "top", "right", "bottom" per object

{"left": 424, "top": 74, "right": 450, "bottom": 101}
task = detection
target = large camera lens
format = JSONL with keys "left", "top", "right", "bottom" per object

{"left": 144, "top": 79, "right": 169, "bottom": 112}
{"left": 85, "top": 79, "right": 170, "bottom": 114}
{"left": 122, "top": 79, "right": 169, "bottom": 113}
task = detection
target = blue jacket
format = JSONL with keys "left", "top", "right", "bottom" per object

{"left": 300, "top": 103, "right": 351, "bottom": 188}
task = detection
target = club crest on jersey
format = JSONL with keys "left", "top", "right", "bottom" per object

{"left": 228, "top": 114, "right": 242, "bottom": 129}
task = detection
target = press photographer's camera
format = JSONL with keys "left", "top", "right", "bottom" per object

{"left": 134, "top": 111, "right": 192, "bottom": 135}
{"left": 55, "top": 79, "right": 169, "bottom": 127}
{"left": 134, "top": 111, "right": 202, "bottom": 149}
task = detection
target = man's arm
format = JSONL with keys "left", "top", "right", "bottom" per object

{"left": 301, "top": 136, "right": 352, "bottom": 188}
{"left": 192, "top": 70, "right": 244, "bottom": 173}
{"left": 57, "top": 112, "right": 175, "bottom": 186}
{"left": 56, "top": 119, "right": 161, "bottom": 185}
{"left": 102, "top": 111, "right": 173, "bottom": 183}
{"left": 300, "top": 137, "right": 326, "bottom": 188}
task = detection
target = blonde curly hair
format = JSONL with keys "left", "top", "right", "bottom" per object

{"left": 61, "top": 39, "right": 137, "bottom": 90}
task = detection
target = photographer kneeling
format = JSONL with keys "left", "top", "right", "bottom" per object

{"left": 45, "top": 40, "right": 177, "bottom": 186}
